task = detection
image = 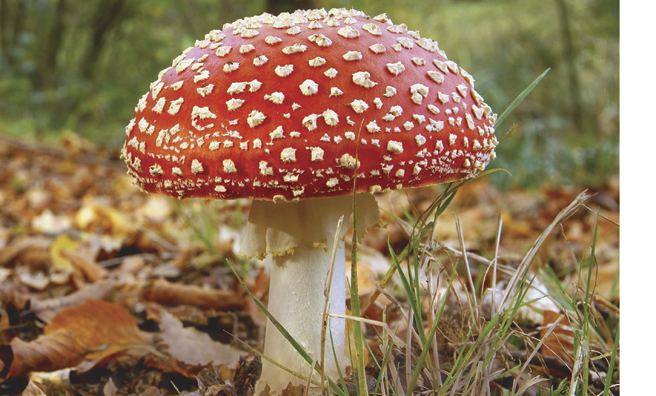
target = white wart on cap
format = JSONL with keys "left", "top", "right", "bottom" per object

{"left": 122, "top": 8, "right": 498, "bottom": 201}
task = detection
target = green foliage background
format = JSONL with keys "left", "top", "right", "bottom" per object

{"left": 0, "top": 0, "right": 619, "bottom": 188}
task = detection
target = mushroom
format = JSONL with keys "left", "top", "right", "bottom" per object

{"left": 121, "top": 8, "right": 497, "bottom": 395}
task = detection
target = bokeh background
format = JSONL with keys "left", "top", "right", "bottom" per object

{"left": 0, "top": 0, "right": 619, "bottom": 189}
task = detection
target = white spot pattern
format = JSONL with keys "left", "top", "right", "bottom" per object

{"left": 123, "top": 8, "right": 497, "bottom": 202}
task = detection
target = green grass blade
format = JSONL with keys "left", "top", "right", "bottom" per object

{"left": 495, "top": 68, "right": 550, "bottom": 128}
{"left": 539, "top": 265, "right": 577, "bottom": 312}
{"left": 373, "top": 333, "right": 395, "bottom": 396}
{"left": 405, "top": 270, "right": 455, "bottom": 396}
{"left": 602, "top": 323, "right": 619, "bottom": 396}
{"left": 578, "top": 213, "right": 600, "bottom": 394}
{"left": 350, "top": 218, "right": 368, "bottom": 395}
{"left": 389, "top": 243, "right": 426, "bottom": 347}
{"left": 171, "top": 199, "right": 218, "bottom": 255}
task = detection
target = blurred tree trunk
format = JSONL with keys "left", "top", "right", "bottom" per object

{"left": 0, "top": 0, "right": 26, "bottom": 73}
{"left": 554, "top": 0, "right": 584, "bottom": 132}
{"left": 265, "top": 0, "right": 317, "bottom": 15}
{"left": 34, "top": 0, "right": 68, "bottom": 89}
{"left": 81, "top": 0, "right": 127, "bottom": 80}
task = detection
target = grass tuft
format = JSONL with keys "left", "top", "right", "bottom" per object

{"left": 365, "top": 187, "right": 617, "bottom": 395}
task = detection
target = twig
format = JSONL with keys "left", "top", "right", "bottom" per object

{"left": 582, "top": 204, "right": 619, "bottom": 227}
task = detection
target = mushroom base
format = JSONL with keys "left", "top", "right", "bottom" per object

{"left": 261, "top": 242, "right": 346, "bottom": 394}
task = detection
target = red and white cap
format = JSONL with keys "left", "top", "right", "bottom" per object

{"left": 122, "top": 8, "right": 498, "bottom": 202}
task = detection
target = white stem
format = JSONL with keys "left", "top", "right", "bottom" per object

{"left": 240, "top": 194, "right": 380, "bottom": 395}
{"left": 262, "top": 241, "right": 346, "bottom": 392}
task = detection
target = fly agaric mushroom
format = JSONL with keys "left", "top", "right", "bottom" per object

{"left": 121, "top": 8, "right": 497, "bottom": 394}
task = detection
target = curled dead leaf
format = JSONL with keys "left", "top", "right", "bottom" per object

{"left": 0, "top": 299, "right": 157, "bottom": 379}
{"left": 60, "top": 250, "right": 109, "bottom": 282}
{"left": 44, "top": 299, "right": 157, "bottom": 372}
{"left": 0, "top": 237, "right": 51, "bottom": 269}
{"left": 143, "top": 278, "right": 244, "bottom": 311}
{"left": 2, "top": 329, "right": 88, "bottom": 379}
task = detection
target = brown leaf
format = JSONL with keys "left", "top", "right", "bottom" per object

{"left": 19, "top": 380, "right": 47, "bottom": 396}
{"left": 0, "top": 237, "right": 51, "bottom": 269}
{"left": 143, "top": 278, "right": 244, "bottom": 311}
{"left": 244, "top": 267, "right": 269, "bottom": 327}
{"left": 3, "top": 329, "right": 88, "bottom": 378}
{"left": 44, "top": 299, "right": 156, "bottom": 372}
{"left": 280, "top": 383, "right": 307, "bottom": 396}
{"left": 144, "top": 355, "right": 207, "bottom": 379}
{"left": 156, "top": 309, "right": 242, "bottom": 367}
{"left": 0, "top": 299, "right": 156, "bottom": 378}
{"left": 540, "top": 310, "right": 575, "bottom": 366}
{"left": 0, "top": 286, "right": 31, "bottom": 344}
{"left": 233, "top": 355, "right": 262, "bottom": 396}
{"left": 61, "top": 250, "right": 109, "bottom": 283}
{"left": 30, "top": 279, "right": 116, "bottom": 323}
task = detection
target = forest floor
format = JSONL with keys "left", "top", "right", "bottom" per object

{"left": 0, "top": 134, "right": 619, "bottom": 395}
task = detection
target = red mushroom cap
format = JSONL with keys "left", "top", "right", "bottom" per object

{"left": 122, "top": 8, "right": 497, "bottom": 201}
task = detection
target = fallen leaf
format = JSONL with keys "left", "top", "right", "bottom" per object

{"left": 0, "top": 267, "right": 11, "bottom": 283}
{"left": 16, "top": 266, "right": 49, "bottom": 290}
{"left": 103, "top": 377, "right": 118, "bottom": 396}
{"left": 30, "top": 279, "right": 117, "bottom": 323}
{"left": 144, "top": 355, "right": 207, "bottom": 379}
{"left": 232, "top": 355, "right": 262, "bottom": 396}
{"left": 0, "top": 286, "right": 31, "bottom": 345}
{"left": 20, "top": 380, "right": 47, "bottom": 396}
{"left": 135, "top": 195, "right": 174, "bottom": 223}
{"left": 244, "top": 267, "right": 269, "bottom": 327}
{"left": 61, "top": 250, "right": 109, "bottom": 282}
{"left": 280, "top": 383, "right": 306, "bottom": 396}
{"left": 74, "top": 199, "right": 135, "bottom": 239}
{"left": 2, "top": 329, "right": 88, "bottom": 378}
{"left": 26, "top": 368, "right": 74, "bottom": 389}
{"left": 0, "top": 299, "right": 157, "bottom": 378}
{"left": 31, "top": 209, "right": 72, "bottom": 234}
{"left": 0, "top": 237, "right": 51, "bottom": 269}
{"left": 49, "top": 233, "right": 80, "bottom": 273}
{"left": 157, "top": 310, "right": 243, "bottom": 367}
{"left": 59, "top": 130, "right": 97, "bottom": 157}
{"left": 44, "top": 299, "right": 156, "bottom": 372}
{"left": 143, "top": 278, "right": 245, "bottom": 311}
{"left": 540, "top": 310, "right": 575, "bottom": 367}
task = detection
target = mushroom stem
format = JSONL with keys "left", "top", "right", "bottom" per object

{"left": 241, "top": 194, "right": 380, "bottom": 394}
{"left": 264, "top": 240, "right": 346, "bottom": 392}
